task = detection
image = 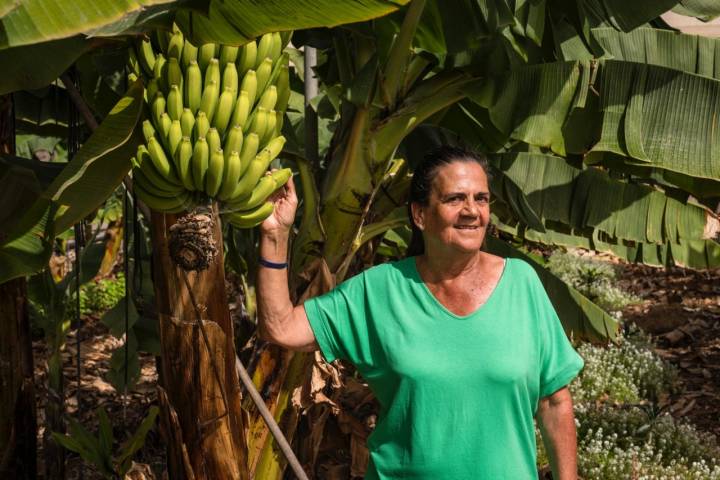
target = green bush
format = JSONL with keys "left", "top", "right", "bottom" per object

{"left": 536, "top": 326, "right": 720, "bottom": 478}
{"left": 76, "top": 273, "right": 126, "bottom": 317}
{"left": 576, "top": 405, "right": 720, "bottom": 479}
{"left": 546, "top": 251, "right": 639, "bottom": 315}
{"left": 570, "top": 327, "right": 675, "bottom": 404}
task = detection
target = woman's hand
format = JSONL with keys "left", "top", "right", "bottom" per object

{"left": 260, "top": 172, "right": 298, "bottom": 236}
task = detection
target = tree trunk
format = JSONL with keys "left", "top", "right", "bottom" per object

{"left": 0, "top": 278, "right": 37, "bottom": 479}
{"left": 0, "top": 93, "right": 37, "bottom": 480}
{"left": 150, "top": 204, "right": 247, "bottom": 480}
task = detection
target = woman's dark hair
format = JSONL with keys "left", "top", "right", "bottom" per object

{"left": 406, "top": 145, "right": 490, "bottom": 257}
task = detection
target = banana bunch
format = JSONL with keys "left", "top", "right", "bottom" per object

{"left": 127, "top": 24, "right": 293, "bottom": 228}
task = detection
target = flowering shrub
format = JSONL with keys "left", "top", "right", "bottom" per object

{"left": 546, "top": 251, "right": 639, "bottom": 316}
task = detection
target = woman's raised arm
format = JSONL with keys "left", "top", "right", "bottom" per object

{"left": 255, "top": 175, "right": 318, "bottom": 351}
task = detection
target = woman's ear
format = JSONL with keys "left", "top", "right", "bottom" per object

{"left": 410, "top": 202, "right": 425, "bottom": 231}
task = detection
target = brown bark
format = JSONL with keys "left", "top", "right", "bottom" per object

{"left": 150, "top": 204, "right": 247, "bottom": 480}
{"left": 0, "top": 278, "right": 37, "bottom": 479}
{"left": 0, "top": 94, "right": 37, "bottom": 480}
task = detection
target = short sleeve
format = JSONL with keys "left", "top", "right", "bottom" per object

{"left": 303, "top": 273, "right": 369, "bottom": 364}
{"left": 533, "top": 275, "right": 585, "bottom": 398}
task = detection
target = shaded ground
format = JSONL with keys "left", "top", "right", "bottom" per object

{"left": 31, "top": 262, "right": 720, "bottom": 478}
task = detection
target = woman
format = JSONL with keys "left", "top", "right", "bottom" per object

{"left": 256, "top": 146, "right": 583, "bottom": 479}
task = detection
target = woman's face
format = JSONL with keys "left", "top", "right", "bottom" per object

{"left": 412, "top": 160, "right": 491, "bottom": 255}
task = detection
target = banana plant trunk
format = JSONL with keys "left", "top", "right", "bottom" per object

{"left": 0, "top": 94, "right": 37, "bottom": 479}
{"left": 149, "top": 204, "right": 248, "bottom": 480}
{"left": 0, "top": 278, "right": 37, "bottom": 479}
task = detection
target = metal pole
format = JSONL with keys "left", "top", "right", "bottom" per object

{"left": 304, "top": 46, "right": 319, "bottom": 165}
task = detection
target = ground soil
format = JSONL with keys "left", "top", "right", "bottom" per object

{"left": 31, "top": 260, "right": 720, "bottom": 479}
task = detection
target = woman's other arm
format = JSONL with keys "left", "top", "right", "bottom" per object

{"left": 536, "top": 386, "right": 578, "bottom": 480}
{"left": 256, "top": 176, "right": 318, "bottom": 351}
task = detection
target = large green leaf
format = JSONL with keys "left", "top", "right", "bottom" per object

{"left": 0, "top": 0, "right": 175, "bottom": 50}
{"left": 175, "top": 0, "right": 410, "bottom": 45}
{"left": 45, "top": 79, "right": 144, "bottom": 233}
{"left": 564, "top": 27, "right": 720, "bottom": 80}
{"left": 580, "top": 0, "right": 677, "bottom": 31}
{"left": 484, "top": 236, "right": 619, "bottom": 342}
{"left": 489, "top": 152, "right": 720, "bottom": 269}
{"left": 673, "top": 0, "right": 720, "bottom": 21}
{"left": 0, "top": 36, "right": 93, "bottom": 95}
{"left": 0, "top": 199, "right": 56, "bottom": 284}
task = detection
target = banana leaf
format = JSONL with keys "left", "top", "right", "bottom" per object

{"left": 673, "top": 0, "right": 720, "bottom": 20}
{"left": 488, "top": 151, "right": 720, "bottom": 269}
{"left": 45, "top": 79, "right": 144, "bottom": 233}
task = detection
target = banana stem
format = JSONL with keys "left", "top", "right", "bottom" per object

{"left": 235, "top": 356, "right": 310, "bottom": 480}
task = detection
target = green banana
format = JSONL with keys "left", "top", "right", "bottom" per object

{"left": 225, "top": 202, "right": 274, "bottom": 228}
{"left": 146, "top": 78, "right": 160, "bottom": 105}
{"left": 175, "top": 137, "right": 195, "bottom": 191}
{"left": 142, "top": 119, "right": 156, "bottom": 143}
{"left": 258, "top": 85, "right": 277, "bottom": 111}
{"left": 205, "top": 148, "right": 225, "bottom": 197}
{"left": 168, "top": 120, "right": 183, "bottom": 157}
{"left": 167, "top": 84, "right": 183, "bottom": 121}
{"left": 193, "top": 111, "right": 210, "bottom": 142}
{"left": 222, "top": 62, "right": 239, "bottom": 95}
{"left": 153, "top": 53, "right": 167, "bottom": 92}
{"left": 127, "top": 47, "right": 140, "bottom": 76}
{"left": 167, "top": 31, "right": 184, "bottom": 60}
{"left": 238, "top": 132, "right": 260, "bottom": 176}
{"left": 158, "top": 113, "right": 172, "bottom": 150}
{"left": 255, "top": 33, "right": 273, "bottom": 68}
{"left": 167, "top": 57, "right": 183, "bottom": 91}
{"left": 198, "top": 43, "right": 216, "bottom": 72}
{"left": 219, "top": 45, "right": 239, "bottom": 70}
{"left": 134, "top": 180, "right": 192, "bottom": 213}
{"left": 239, "top": 70, "right": 257, "bottom": 109}
{"left": 213, "top": 87, "right": 235, "bottom": 137}
{"left": 269, "top": 167, "right": 293, "bottom": 190}
{"left": 206, "top": 127, "right": 221, "bottom": 154}
{"left": 200, "top": 80, "right": 220, "bottom": 123}
{"left": 127, "top": 72, "right": 139, "bottom": 85}
{"left": 136, "top": 144, "right": 183, "bottom": 188}
{"left": 218, "top": 150, "right": 243, "bottom": 201}
{"left": 133, "top": 166, "right": 184, "bottom": 198}
{"left": 237, "top": 41, "right": 257, "bottom": 76}
{"left": 275, "top": 65, "right": 290, "bottom": 112}
{"left": 204, "top": 58, "right": 220, "bottom": 90}
{"left": 181, "top": 40, "right": 198, "bottom": 70}
{"left": 223, "top": 125, "right": 243, "bottom": 161}
{"left": 248, "top": 107, "right": 268, "bottom": 140}
{"left": 230, "top": 147, "right": 273, "bottom": 200}
{"left": 255, "top": 58, "right": 273, "bottom": 96}
{"left": 136, "top": 38, "right": 156, "bottom": 76}
{"left": 274, "top": 111, "right": 284, "bottom": 137}
{"left": 226, "top": 172, "right": 276, "bottom": 211}
{"left": 264, "top": 134, "right": 286, "bottom": 160}
{"left": 262, "top": 110, "right": 277, "bottom": 146}
{"left": 181, "top": 108, "right": 195, "bottom": 137}
{"left": 151, "top": 92, "right": 165, "bottom": 130}
{"left": 230, "top": 91, "right": 251, "bottom": 129}
{"left": 269, "top": 32, "right": 282, "bottom": 63}
{"left": 185, "top": 60, "right": 202, "bottom": 114}
{"left": 191, "top": 137, "right": 209, "bottom": 191}
{"left": 147, "top": 136, "right": 177, "bottom": 181}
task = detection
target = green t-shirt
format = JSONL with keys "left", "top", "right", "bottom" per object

{"left": 304, "top": 257, "right": 584, "bottom": 479}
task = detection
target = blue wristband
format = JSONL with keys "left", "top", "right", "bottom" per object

{"left": 259, "top": 257, "right": 288, "bottom": 269}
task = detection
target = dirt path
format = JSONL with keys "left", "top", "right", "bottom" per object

{"left": 618, "top": 264, "right": 720, "bottom": 439}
